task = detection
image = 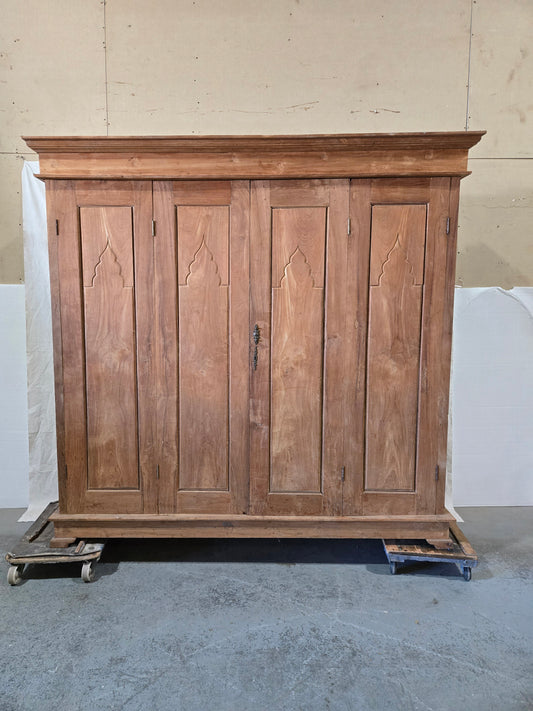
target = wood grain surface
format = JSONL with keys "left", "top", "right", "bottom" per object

{"left": 154, "top": 181, "right": 249, "bottom": 514}
{"left": 178, "top": 207, "right": 229, "bottom": 491}
{"left": 39, "top": 134, "right": 481, "bottom": 539}
{"left": 250, "top": 180, "right": 348, "bottom": 516}
{"left": 365, "top": 204, "right": 427, "bottom": 492}
{"left": 24, "top": 133, "right": 485, "bottom": 180}
{"left": 50, "top": 510, "right": 454, "bottom": 541}
{"left": 270, "top": 209, "right": 327, "bottom": 493}
{"left": 47, "top": 182, "right": 153, "bottom": 514}
{"left": 80, "top": 206, "right": 139, "bottom": 490}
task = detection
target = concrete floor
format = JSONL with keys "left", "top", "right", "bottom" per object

{"left": 1, "top": 508, "right": 532, "bottom": 711}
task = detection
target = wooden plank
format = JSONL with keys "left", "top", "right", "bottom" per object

{"left": 75, "top": 180, "right": 156, "bottom": 497}
{"left": 80, "top": 206, "right": 139, "bottom": 490}
{"left": 154, "top": 181, "right": 249, "bottom": 514}
{"left": 32, "top": 149, "right": 474, "bottom": 180}
{"left": 365, "top": 204, "right": 427, "bottom": 492}
{"left": 44, "top": 183, "right": 67, "bottom": 511}
{"left": 269, "top": 179, "right": 331, "bottom": 207}
{"left": 270, "top": 207, "right": 327, "bottom": 493}
{"left": 436, "top": 178, "right": 461, "bottom": 513}
{"left": 51, "top": 182, "right": 152, "bottom": 515}
{"left": 131, "top": 182, "right": 157, "bottom": 514}
{"left": 76, "top": 490, "right": 144, "bottom": 514}
{"left": 321, "top": 181, "right": 350, "bottom": 517}
{"left": 249, "top": 181, "right": 273, "bottom": 516}
{"left": 79, "top": 206, "right": 134, "bottom": 287}
{"left": 257, "top": 493, "right": 324, "bottom": 516}
{"left": 416, "top": 178, "right": 451, "bottom": 515}
{"left": 361, "top": 493, "right": 420, "bottom": 516}
{"left": 368, "top": 205, "right": 426, "bottom": 286}
{"left": 250, "top": 181, "right": 348, "bottom": 516}
{"left": 178, "top": 206, "right": 230, "bottom": 491}
{"left": 228, "top": 181, "right": 251, "bottom": 515}
{"left": 74, "top": 183, "right": 155, "bottom": 508}
{"left": 271, "top": 207, "right": 326, "bottom": 288}
{"left": 51, "top": 511, "right": 454, "bottom": 522}
{"left": 342, "top": 180, "right": 371, "bottom": 515}
{"left": 153, "top": 182, "right": 177, "bottom": 514}
{"left": 18, "top": 501, "right": 59, "bottom": 544}
{"left": 8, "top": 550, "right": 103, "bottom": 564}
{"left": 175, "top": 491, "right": 233, "bottom": 514}
{"left": 25, "top": 132, "right": 486, "bottom": 181}
{"left": 23, "top": 132, "right": 486, "bottom": 155}
{"left": 50, "top": 511, "right": 454, "bottom": 541}
{"left": 366, "top": 178, "right": 431, "bottom": 204}
{"left": 54, "top": 183, "right": 88, "bottom": 514}
{"left": 73, "top": 179, "right": 147, "bottom": 206}
{"left": 170, "top": 181, "right": 231, "bottom": 205}
{"left": 449, "top": 521, "right": 478, "bottom": 559}
{"left": 177, "top": 205, "right": 229, "bottom": 285}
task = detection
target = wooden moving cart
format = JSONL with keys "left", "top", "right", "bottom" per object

{"left": 383, "top": 521, "right": 478, "bottom": 581}
{"left": 5, "top": 502, "right": 104, "bottom": 585}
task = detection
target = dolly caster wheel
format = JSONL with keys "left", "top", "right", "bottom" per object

{"left": 389, "top": 561, "right": 397, "bottom": 575}
{"left": 462, "top": 567, "right": 472, "bottom": 582}
{"left": 81, "top": 561, "right": 95, "bottom": 583}
{"left": 7, "top": 564, "right": 24, "bottom": 586}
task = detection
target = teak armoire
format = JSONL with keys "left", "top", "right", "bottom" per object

{"left": 24, "top": 132, "right": 484, "bottom": 547}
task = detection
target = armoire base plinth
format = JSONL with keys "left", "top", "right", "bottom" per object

{"left": 50, "top": 511, "right": 454, "bottom": 543}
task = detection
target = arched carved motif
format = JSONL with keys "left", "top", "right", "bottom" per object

{"left": 184, "top": 238, "right": 222, "bottom": 288}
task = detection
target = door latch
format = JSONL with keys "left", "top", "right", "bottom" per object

{"left": 252, "top": 324, "right": 260, "bottom": 370}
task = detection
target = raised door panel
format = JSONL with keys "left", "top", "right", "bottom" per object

{"left": 343, "top": 178, "right": 451, "bottom": 515}
{"left": 178, "top": 206, "right": 230, "bottom": 492}
{"left": 154, "top": 181, "right": 249, "bottom": 514}
{"left": 250, "top": 180, "right": 348, "bottom": 516}
{"left": 270, "top": 208, "right": 326, "bottom": 494}
{"left": 49, "top": 181, "right": 154, "bottom": 514}
{"left": 365, "top": 203, "right": 426, "bottom": 492}
{"left": 80, "top": 207, "right": 139, "bottom": 491}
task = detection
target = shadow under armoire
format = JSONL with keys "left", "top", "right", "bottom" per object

{"left": 24, "top": 132, "right": 484, "bottom": 547}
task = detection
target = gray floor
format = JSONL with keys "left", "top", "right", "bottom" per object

{"left": 1, "top": 508, "right": 532, "bottom": 711}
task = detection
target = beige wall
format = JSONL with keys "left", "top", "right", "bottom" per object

{"left": 1, "top": 0, "right": 531, "bottom": 286}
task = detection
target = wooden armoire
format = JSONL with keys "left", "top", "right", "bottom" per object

{"left": 24, "top": 132, "right": 483, "bottom": 547}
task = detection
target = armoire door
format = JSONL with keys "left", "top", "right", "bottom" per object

{"left": 153, "top": 181, "right": 249, "bottom": 514}
{"left": 250, "top": 180, "right": 349, "bottom": 516}
{"left": 343, "top": 178, "right": 453, "bottom": 516}
{"left": 49, "top": 181, "right": 155, "bottom": 514}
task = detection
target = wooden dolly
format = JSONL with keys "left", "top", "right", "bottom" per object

{"left": 5, "top": 502, "right": 105, "bottom": 585}
{"left": 383, "top": 521, "right": 478, "bottom": 581}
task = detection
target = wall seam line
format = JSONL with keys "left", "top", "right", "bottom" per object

{"left": 465, "top": 0, "right": 474, "bottom": 131}
{"left": 103, "top": 0, "right": 109, "bottom": 135}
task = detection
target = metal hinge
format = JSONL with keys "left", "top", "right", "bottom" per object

{"left": 435, "top": 464, "right": 439, "bottom": 481}
{"left": 446, "top": 217, "right": 450, "bottom": 235}
{"left": 341, "top": 466, "right": 345, "bottom": 482}
{"left": 347, "top": 218, "right": 351, "bottom": 236}
{"left": 55, "top": 219, "right": 59, "bottom": 236}
{"left": 156, "top": 464, "right": 160, "bottom": 480}
{"left": 152, "top": 220, "right": 156, "bottom": 237}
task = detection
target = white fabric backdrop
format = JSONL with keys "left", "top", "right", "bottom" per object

{"left": 0, "top": 285, "right": 29, "bottom": 507}
{"left": 451, "top": 287, "right": 533, "bottom": 507}
{"left": 20, "top": 161, "right": 58, "bottom": 520}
